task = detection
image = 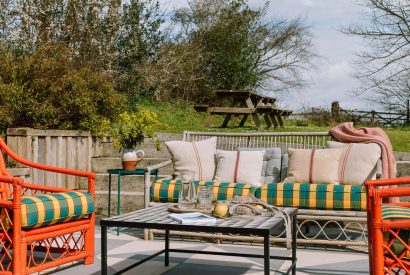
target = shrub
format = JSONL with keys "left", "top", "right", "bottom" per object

{"left": 109, "top": 110, "right": 161, "bottom": 149}
{"left": 0, "top": 44, "right": 126, "bottom": 133}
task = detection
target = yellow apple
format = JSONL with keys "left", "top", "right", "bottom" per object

{"left": 214, "top": 203, "right": 229, "bottom": 217}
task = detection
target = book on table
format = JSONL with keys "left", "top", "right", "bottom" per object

{"left": 168, "top": 212, "right": 216, "bottom": 225}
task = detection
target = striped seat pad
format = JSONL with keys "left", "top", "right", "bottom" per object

{"left": 382, "top": 205, "right": 410, "bottom": 220}
{"left": 151, "top": 179, "right": 255, "bottom": 203}
{"left": 382, "top": 205, "right": 410, "bottom": 259}
{"left": 255, "top": 182, "right": 366, "bottom": 211}
{"left": 20, "top": 191, "right": 94, "bottom": 229}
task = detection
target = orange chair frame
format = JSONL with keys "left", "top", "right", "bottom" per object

{"left": 0, "top": 137, "right": 95, "bottom": 275}
{"left": 366, "top": 176, "right": 410, "bottom": 275}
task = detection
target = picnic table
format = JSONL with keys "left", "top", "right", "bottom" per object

{"left": 194, "top": 90, "right": 292, "bottom": 129}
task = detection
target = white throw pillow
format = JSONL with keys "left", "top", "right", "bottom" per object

{"left": 214, "top": 150, "right": 265, "bottom": 187}
{"left": 327, "top": 141, "right": 381, "bottom": 185}
{"left": 284, "top": 148, "right": 344, "bottom": 184}
{"left": 165, "top": 137, "right": 217, "bottom": 181}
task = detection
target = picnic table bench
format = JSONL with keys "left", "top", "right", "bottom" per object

{"left": 194, "top": 90, "right": 292, "bottom": 129}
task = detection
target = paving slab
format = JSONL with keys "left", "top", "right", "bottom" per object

{"left": 47, "top": 226, "right": 369, "bottom": 275}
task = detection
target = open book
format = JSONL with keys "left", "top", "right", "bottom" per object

{"left": 168, "top": 212, "right": 216, "bottom": 225}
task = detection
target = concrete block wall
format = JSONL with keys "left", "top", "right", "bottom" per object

{"left": 92, "top": 137, "right": 410, "bottom": 215}
{"left": 395, "top": 152, "right": 410, "bottom": 177}
{"left": 92, "top": 133, "right": 181, "bottom": 215}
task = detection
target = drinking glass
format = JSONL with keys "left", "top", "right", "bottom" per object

{"left": 178, "top": 171, "right": 196, "bottom": 209}
{"left": 197, "top": 185, "right": 213, "bottom": 210}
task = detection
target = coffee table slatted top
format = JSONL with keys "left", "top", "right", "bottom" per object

{"left": 100, "top": 204, "right": 297, "bottom": 236}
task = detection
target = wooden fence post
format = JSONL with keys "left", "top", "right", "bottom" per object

{"left": 371, "top": 110, "right": 376, "bottom": 125}
{"left": 407, "top": 99, "right": 410, "bottom": 126}
{"left": 331, "top": 101, "right": 340, "bottom": 120}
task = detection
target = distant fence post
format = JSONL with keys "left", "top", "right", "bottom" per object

{"left": 407, "top": 99, "right": 410, "bottom": 125}
{"left": 371, "top": 110, "right": 376, "bottom": 125}
{"left": 331, "top": 101, "right": 340, "bottom": 120}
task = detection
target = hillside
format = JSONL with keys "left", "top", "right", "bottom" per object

{"left": 139, "top": 100, "right": 410, "bottom": 152}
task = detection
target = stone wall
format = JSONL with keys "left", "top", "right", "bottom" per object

{"left": 90, "top": 133, "right": 181, "bottom": 215}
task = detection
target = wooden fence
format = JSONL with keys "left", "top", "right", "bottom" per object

{"left": 331, "top": 101, "right": 410, "bottom": 126}
{"left": 5, "top": 128, "right": 96, "bottom": 189}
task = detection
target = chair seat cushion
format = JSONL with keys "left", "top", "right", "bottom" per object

{"left": 382, "top": 205, "right": 410, "bottom": 259}
{"left": 255, "top": 182, "right": 367, "bottom": 211}
{"left": 382, "top": 205, "right": 410, "bottom": 220}
{"left": 151, "top": 179, "right": 256, "bottom": 203}
{"left": 20, "top": 191, "right": 94, "bottom": 229}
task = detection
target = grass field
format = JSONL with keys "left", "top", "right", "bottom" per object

{"left": 140, "top": 100, "right": 410, "bottom": 152}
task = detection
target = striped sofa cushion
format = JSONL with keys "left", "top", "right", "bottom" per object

{"left": 150, "top": 179, "right": 256, "bottom": 203}
{"left": 382, "top": 205, "right": 410, "bottom": 259}
{"left": 255, "top": 182, "right": 366, "bottom": 211}
{"left": 20, "top": 191, "right": 94, "bottom": 229}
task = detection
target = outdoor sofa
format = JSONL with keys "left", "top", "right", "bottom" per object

{"left": 143, "top": 131, "right": 381, "bottom": 247}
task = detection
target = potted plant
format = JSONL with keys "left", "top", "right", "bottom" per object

{"left": 110, "top": 110, "right": 160, "bottom": 170}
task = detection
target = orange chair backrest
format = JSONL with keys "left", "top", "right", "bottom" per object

{"left": 0, "top": 138, "right": 12, "bottom": 199}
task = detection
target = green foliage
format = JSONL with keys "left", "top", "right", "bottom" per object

{"left": 114, "top": 0, "right": 164, "bottom": 109}
{"left": 110, "top": 110, "right": 161, "bottom": 149}
{"left": 149, "top": 0, "right": 313, "bottom": 103}
{"left": 1, "top": 0, "right": 164, "bottom": 110}
{"left": 0, "top": 44, "right": 126, "bottom": 133}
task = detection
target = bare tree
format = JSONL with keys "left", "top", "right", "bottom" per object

{"left": 149, "top": 0, "right": 314, "bottom": 103}
{"left": 345, "top": 0, "right": 410, "bottom": 111}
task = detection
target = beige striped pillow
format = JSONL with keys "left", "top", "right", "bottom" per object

{"left": 214, "top": 150, "right": 265, "bottom": 187}
{"left": 327, "top": 141, "right": 381, "bottom": 185}
{"left": 283, "top": 148, "right": 344, "bottom": 184}
{"left": 165, "top": 137, "right": 217, "bottom": 181}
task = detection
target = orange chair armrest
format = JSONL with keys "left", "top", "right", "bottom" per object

{"left": 14, "top": 160, "right": 94, "bottom": 179}
{"left": 365, "top": 177, "right": 410, "bottom": 188}
{"left": 0, "top": 175, "right": 15, "bottom": 184}
{"left": 0, "top": 199, "right": 12, "bottom": 208}
{"left": 21, "top": 182, "right": 90, "bottom": 194}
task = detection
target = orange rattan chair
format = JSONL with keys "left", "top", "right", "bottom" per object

{"left": 366, "top": 177, "right": 410, "bottom": 275}
{"left": 0, "top": 137, "right": 95, "bottom": 274}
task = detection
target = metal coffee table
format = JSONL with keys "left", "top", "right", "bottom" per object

{"left": 100, "top": 204, "right": 297, "bottom": 275}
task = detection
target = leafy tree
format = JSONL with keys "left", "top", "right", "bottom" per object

{"left": 0, "top": 0, "right": 164, "bottom": 111}
{"left": 0, "top": 44, "right": 126, "bottom": 133}
{"left": 148, "top": 0, "right": 314, "bottom": 102}
{"left": 116, "top": 0, "right": 164, "bottom": 108}
{"left": 345, "top": 0, "right": 410, "bottom": 111}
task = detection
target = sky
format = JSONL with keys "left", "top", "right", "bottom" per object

{"left": 159, "top": 0, "right": 372, "bottom": 111}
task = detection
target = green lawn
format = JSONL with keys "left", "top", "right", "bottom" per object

{"left": 140, "top": 100, "right": 410, "bottom": 152}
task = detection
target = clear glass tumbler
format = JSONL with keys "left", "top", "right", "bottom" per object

{"left": 178, "top": 171, "right": 197, "bottom": 209}
{"left": 197, "top": 185, "right": 213, "bottom": 210}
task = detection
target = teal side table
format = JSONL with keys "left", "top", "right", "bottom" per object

{"left": 107, "top": 168, "right": 159, "bottom": 235}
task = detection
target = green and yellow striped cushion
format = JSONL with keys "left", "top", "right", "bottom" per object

{"left": 255, "top": 182, "right": 366, "bottom": 211}
{"left": 382, "top": 205, "right": 410, "bottom": 220}
{"left": 382, "top": 205, "right": 410, "bottom": 259}
{"left": 150, "top": 179, "right": 256, "bottom": 203}
{"left": 20, "top": 191, "right": 94, "bottom": 229}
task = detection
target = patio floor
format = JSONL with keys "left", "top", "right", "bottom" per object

{"left": 48, "top": 226, "right": 369, "bottom": 275}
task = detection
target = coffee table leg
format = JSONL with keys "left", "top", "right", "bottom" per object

{"left": 165, "top": 229, "right": 170, "bottom": 266}
{"left": 264, "top": 233, "right": 270, "bottom": 275}
{"left": 108, "top": 173, "right": 112, "bottom": 217}
{"left": 101, "top": 225, "right": 108, "bottom": 275}
{"left": 292, "top": 215, "right": 297, "bottom": 275}
{"left": 117, "top": 172, "right": 121, "bottom": 235}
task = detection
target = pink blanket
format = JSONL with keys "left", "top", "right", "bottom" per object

{"left": 330, "top": 122, "right": 396, "bottom": 179}
{"left": 330, "top": 122, "right": 398, "bottom": 202}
